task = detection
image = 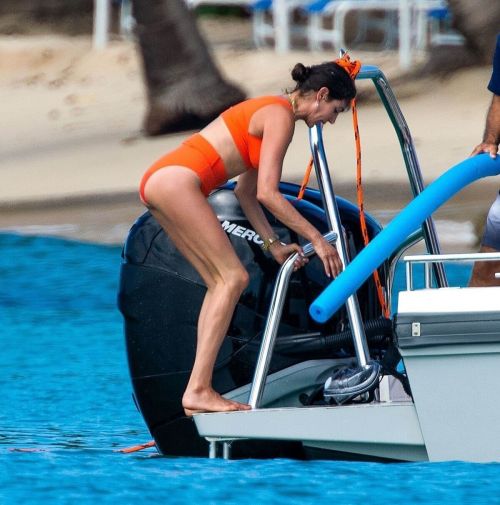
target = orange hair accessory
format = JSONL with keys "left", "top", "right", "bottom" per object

{"left": 297, "top": 52, "right": 361, "bottom": 200}
{"left": 334, "top": 53, "right": 361, "bottom": 80}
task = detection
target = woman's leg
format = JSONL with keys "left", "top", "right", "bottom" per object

{"left": 143, "top": 167, "right": 251, "bottom": 415}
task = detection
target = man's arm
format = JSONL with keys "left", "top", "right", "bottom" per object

{"left": 471, "top": 94, "right": 500, "bottom": 158}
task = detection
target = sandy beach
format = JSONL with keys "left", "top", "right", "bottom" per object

{"left": 1, "top": 17, "right": 497, "bottom": 249}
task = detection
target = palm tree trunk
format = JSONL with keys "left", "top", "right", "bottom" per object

{"left": 131, "top": 0, "right": 246, "bottom": 135}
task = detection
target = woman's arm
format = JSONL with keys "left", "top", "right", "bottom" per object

{"left": 254, "top": 107, "right": 342, "bottom": 278}
{"left": 234, "top": 169, "right": 307, "bottom": 268}
{"left": 234, "top": 169, "right": 275, "bottom": 245}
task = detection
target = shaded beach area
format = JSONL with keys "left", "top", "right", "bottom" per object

{"left": 1, "top": 16, "right": 496, "bottom": 249}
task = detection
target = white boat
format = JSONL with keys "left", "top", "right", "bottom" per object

{"left": 119, "top": 64, "right": 500, "bottom": 462}
{"left": 192, "top": 65, "right": 500, "bottom": 463}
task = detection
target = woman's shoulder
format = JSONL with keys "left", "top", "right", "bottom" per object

{"left": 251, "top": 95, "right": 292, "bottom": 107}
{"left": 223, "top": 95, "right": 291, "bottom": 114}
{"left": 245, "top": 96, "right": 294, "bottom": 120}
{"left": 229, "top": 95, "right": 289, "bottom": 109}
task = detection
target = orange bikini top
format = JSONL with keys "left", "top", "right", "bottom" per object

{"left": 221, "top": 96, "right": 293, "bottom": 169}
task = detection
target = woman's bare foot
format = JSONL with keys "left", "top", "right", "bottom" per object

{"left": 182, "top": 387, "right": 251, "bottom": 417}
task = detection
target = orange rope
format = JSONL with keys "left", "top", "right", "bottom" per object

{"left": 351, "top": 99, "right": 390, "bottom": 318}
{"left": 297, "top": 158, "right": 314, "bottom": 200}
{"left": 116, "top": 440, "right": 156, "bottom": 454}
{"left": 297, "top": 52, "right": 389, "bottom": 317}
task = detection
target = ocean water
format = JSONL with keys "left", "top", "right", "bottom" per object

{"left": 1, "top": 232, "right": 499, "bottom": 505}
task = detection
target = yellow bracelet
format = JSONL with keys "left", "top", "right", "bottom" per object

{"left": 262, "top": 235, "right": 280, "bottom": 251}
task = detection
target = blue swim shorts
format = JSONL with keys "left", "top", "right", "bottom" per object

{"left": 482, "top": 191, "right": 500, "bottom": 250}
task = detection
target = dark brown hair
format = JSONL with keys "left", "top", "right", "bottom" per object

{"left": 291, "top": 62, "right": 356, "bottom": 101}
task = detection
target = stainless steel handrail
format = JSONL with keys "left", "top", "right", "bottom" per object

{"left": 248, "top": 64, "right": 449, "bottom": 410}
{"left": 358, "top": 65, "right": 448, "bottom": 289}
{"left": 403, "top": 252, "right": 500, "bottom": 290}
{"left": 386, "top": 234, "right": 423, "bottom": 305}
{"left": 248, "top": 231, "right": 337, "bottom": 409}
{"left": 309, "top": 124, "right": 370, "bottom": 367}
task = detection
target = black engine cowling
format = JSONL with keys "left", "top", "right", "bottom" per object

{"left": 118, "top": 182, "right": 385, "bottom": 456}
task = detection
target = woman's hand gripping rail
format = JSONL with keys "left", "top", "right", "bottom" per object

{"left": 257, "top": 189, "right": 343, "bottom": 278}
{"left": 273, "top": 231, "right": 338, "bottom": 284}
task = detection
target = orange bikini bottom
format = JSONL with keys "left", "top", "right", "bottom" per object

{"left": 139, "top": 133, "right": 228, "bottom": 203}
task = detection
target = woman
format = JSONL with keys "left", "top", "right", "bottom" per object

{"left": 139, "top": 60, "right": 357, "bottom": 416}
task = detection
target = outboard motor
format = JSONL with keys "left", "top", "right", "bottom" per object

{"left": 118, "top": 182, "right": 386, "bottom": 457}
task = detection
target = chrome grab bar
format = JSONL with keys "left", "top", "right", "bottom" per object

{"left": 403, "top": 252, "right": 500, "bottom": 290}
{"left": 248, "top": 64, "right": 450, "bottom": 410}
{"left": 358, "top": 66, "right": 448, "bottom": 288}
{"left": 248, "top": 231, "right": 337, "bottom": 409}
{"left": 309, "top": 124, "right": 370, "bottom": 368}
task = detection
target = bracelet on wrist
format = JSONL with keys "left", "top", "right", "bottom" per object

{"left": 261, "top": 235, "right": 280, "bottom": 251}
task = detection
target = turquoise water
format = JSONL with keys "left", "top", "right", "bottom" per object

{"left": 1, "top": 233, "right": 499, "bottom": 504}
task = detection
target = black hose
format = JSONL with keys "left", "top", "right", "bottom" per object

{"left": 274, "top": 317, "right": 393, "bottom": 356}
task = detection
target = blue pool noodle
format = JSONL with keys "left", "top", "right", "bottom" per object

{"left": 309, "top": 154, "right": 500, "bottom": 323}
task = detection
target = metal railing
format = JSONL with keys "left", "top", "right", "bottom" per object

{"left": 247, "top": 64, "right": 448, "bottom": 410}
{"left": 404, "top": 252, "right": 500, "bottom": 291}
{"left": 309, "top": 124, "right": 371, "bottom": 367}
{"left": 358, "top": 65, "right": 448, "bottom": 289}
{"left": 248, "top": 231, "right": 338, "bottom": 409}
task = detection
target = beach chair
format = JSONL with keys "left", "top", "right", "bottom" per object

{"left": 251, "top": 0, "right": 310, "bottom": 49}
{"left": 303, "top": 0, "right": 399, "bottom": 51}
{"left": 407, "top": 1, "right": 464, "bottom": 51}
{"left": 185, "top": 0, "right": 255, "bottom": 6}
{"left": 118, "top": 0, "right": 256, "bottom": 39}
{"left": 424, "top": 5, "right": 464, "bottom": 48}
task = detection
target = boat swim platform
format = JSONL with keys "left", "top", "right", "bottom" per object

{"left": 194, "top": 401, "right": 429, "bottom": 462}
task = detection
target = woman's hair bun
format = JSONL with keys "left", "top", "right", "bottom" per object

{"left": 291, "top": 63, "right": 311, "bottom": 83}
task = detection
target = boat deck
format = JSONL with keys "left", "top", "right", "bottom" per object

{"left": 194, "top": 401, "right": 428, "bottom": 461}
